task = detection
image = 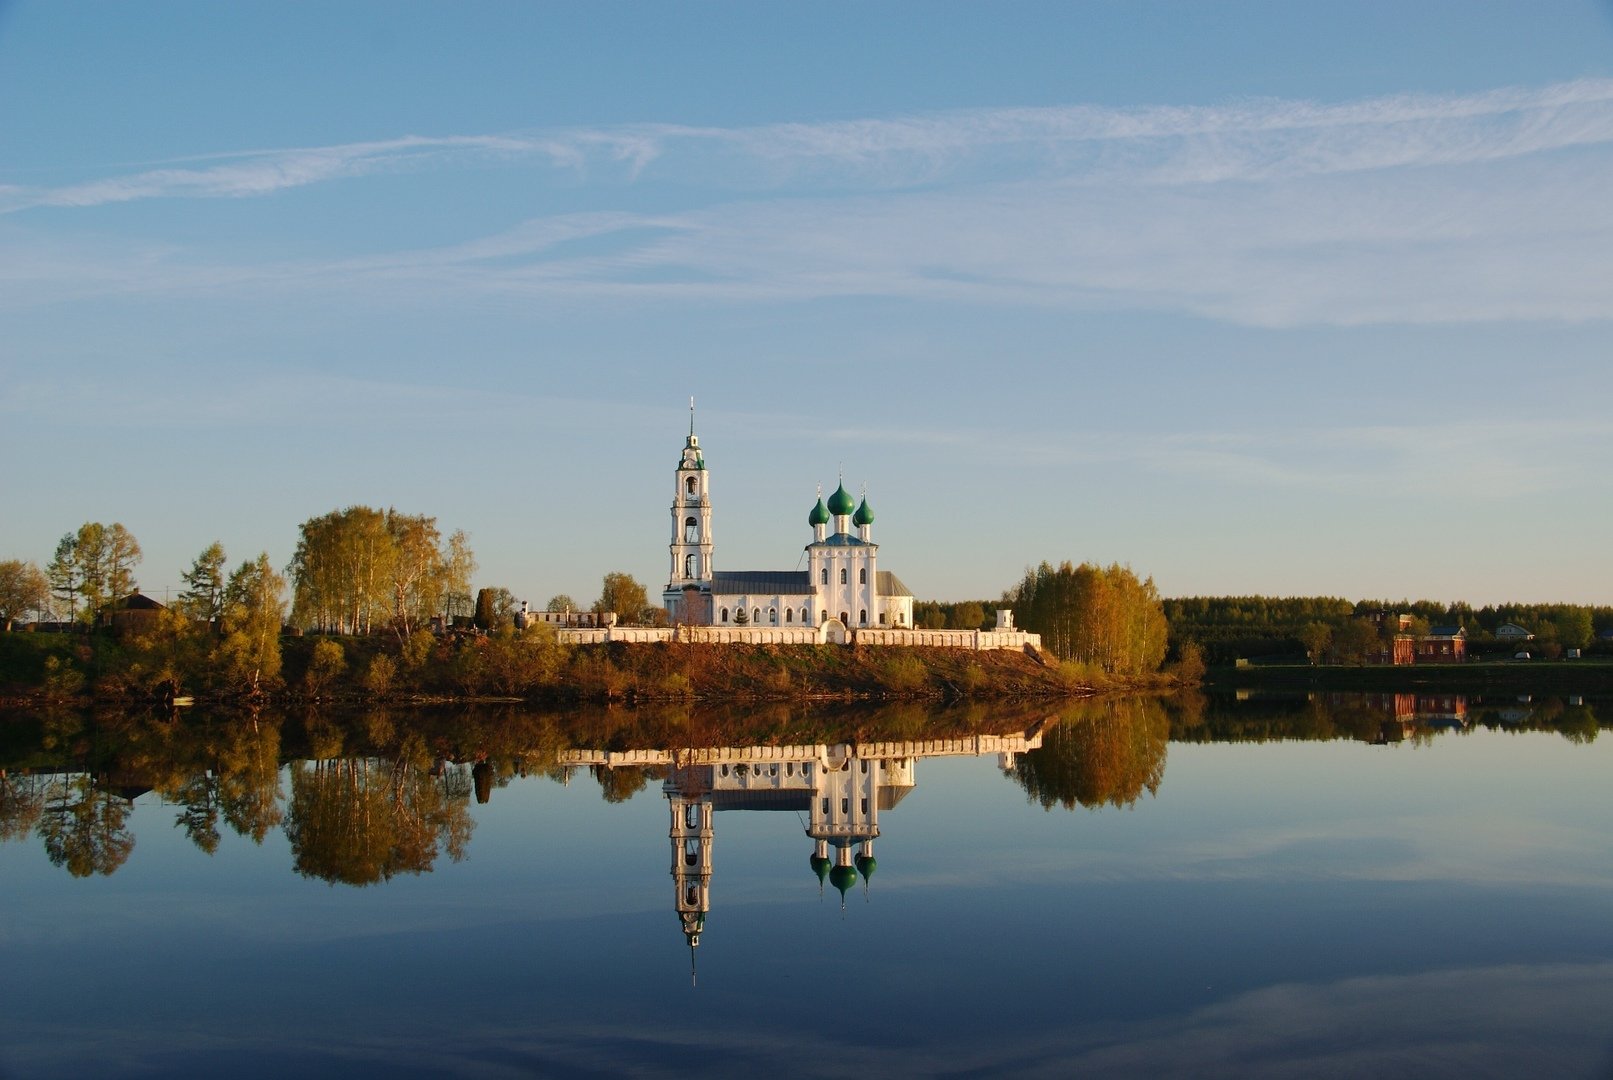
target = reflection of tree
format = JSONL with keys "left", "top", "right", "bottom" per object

{"left": 1558, "top": 702, "right": 1597, "bottom": 744}
{"left": 174, "top": 773, "right": 221, "bottom": 854}
{"left": 1, "top": 772, "right": 47, "bottom": 842}
{"left": 284, "top": 757, "right": 474, "bottom": 885}
{"left": 145, "top": 715, "right": 285, "bottom": 852}
{"left": 36, "top": 775, "right": 136, "bottom": 877}
{"left": 592, "top": 764, "right": 663, "bottom": 803}
{"left": 218, "top": 719, "right": 284, "bottom": 843}
{"left": 1010, "top": 697, "right": 1169, "bottom": 810}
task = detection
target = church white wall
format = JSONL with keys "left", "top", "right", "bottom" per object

{"left": 552, "top": 624, "right": 1041, "bottom": 651}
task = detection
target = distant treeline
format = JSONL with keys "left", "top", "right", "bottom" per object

{"left": 1164, "top": 596, "right": 1613, "bottom": 664}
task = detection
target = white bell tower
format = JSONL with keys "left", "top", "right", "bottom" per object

{"left": 668, "top": 399, "right": 714, "bottom": 595}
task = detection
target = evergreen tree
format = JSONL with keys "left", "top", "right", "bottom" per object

{"left": 178, "top": 542, "right": 227, "bottom": 624}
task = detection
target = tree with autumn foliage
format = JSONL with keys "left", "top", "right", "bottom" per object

{"left": 1004, "top": 561, "right": 1169, "bottom": 675}
{"left": 218, "top": 553, "right": 286, "bottom": 695}
{"left": 288, "top": 506, "right": 475, "bottom": 635}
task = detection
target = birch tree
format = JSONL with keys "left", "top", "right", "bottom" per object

{"left": 1005, "top": 561, "right": 1167, "bottom": 674}
{"left": 219, "top": 553, "right": 286, "bottom": 694}
{"left": 291, "top": 507, "right": 473, "bottom": 634}
{"left": 0, "top": 560, "right": 50, "bottom": 629}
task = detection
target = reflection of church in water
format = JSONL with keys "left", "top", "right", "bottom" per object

{"left": 666, "top": 746, "right": 901, "bottom": 956}
{"left": 567, "top": 729, "right": 1046, "bottom": 970}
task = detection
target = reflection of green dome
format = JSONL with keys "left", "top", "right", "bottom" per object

{"left": 855, "top": 854, "right": 876, "bottom": 880}
{"left": 808, "top": 498, "right": 830, "bottom": 527}
{"left": 829, "top": 865, "right": 857, "bottom": 896}
{"left": 852, "top": 498, "right": 874, "bottom": 527}
{"left": 810, "top": 854, "right": 831, "bottom": 882}
{"left": 827, "top": 483, "right": 855, "bottom": 516}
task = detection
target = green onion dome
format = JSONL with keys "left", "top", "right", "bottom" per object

{"left": 855, "top": 854, "right": 876, "bottom": 880}
{"left": 829, "top": 864, "right": 858, "bottom": 896}
{"left": 827, "top": 483, "right": 856, "bottom": 516}
{"left": 810, "top": 854, "right": 831, "bottom": 882}
{"left": 852, "top": 498, "right": 874, "bottom": 527}
{"left": 808, "top": 498, "right": 831, "bottom": 527}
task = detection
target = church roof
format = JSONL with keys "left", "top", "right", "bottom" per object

{"left": 709, "top": 571, "right": 816, "bottom": 596}
{"left": 876, "top": 570, "right": 913, "bottom": 599}
{"left": 808, "top": 533, "right": 874, "bottom": 548}
{"left": 709, "top": 786, "right": 913, "bottom": 813}
{"left": 711, "top": 790, "right": 810, "bottom": 811}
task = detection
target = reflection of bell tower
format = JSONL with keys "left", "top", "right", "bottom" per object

{"left": 668, "top": 768, "right": 713, "bottom": 981}
{"left": 668, "top": 400, "right": 714, "bottom": 605}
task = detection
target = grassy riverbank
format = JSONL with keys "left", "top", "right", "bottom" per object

{"left": 0, "top": 629, "right": 1183, "bottom": 707}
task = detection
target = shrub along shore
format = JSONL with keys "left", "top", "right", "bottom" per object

{"left": 0, "top": 628, "right": 1192, "bottom": 709}
{"left": 1208, "top": 658, "right": 1613, "bottom": 695}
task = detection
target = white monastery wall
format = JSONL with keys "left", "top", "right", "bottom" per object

{"left": 552, "top": 623, "right": 1040, "bottom": 651}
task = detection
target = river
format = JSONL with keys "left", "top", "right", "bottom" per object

{"left": 2, "top": 690, "right": 1610, "bottom": 1078}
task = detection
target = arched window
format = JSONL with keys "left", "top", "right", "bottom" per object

{"left": 821, "top": 568, "right": 828, "bottom": 585}
{"left": 685, "top": 554, "right": 696, "bottom": 577}
{"left": 802, "top": 607, "right": 809, "bottom": 623}
{"left": 720, "top": 607, "right": 729, "bottom": 623}
{"left": 859, "top": 567, "right": 866, "bottom": 585}
{"left": 684, "top": 516, "right": 698, "bottom": 542}
{"left": 685, "top": 476, "right": 696, "bottom": 495}
{"left": 840, "top": 611, "right": 849, "bottom": 624}
{"left": 785, "top": 608, "right": 793, "bottom": 623}
{"left": 840, "top": 568, "right": 847, "bottom": 585}
{"left": 859, "top": 608, "right": 867, "bottom": 625}
{"left": 769, "top": 607, "right": 777, "bottom": 624}
{"left": 753, "top": 607, "right": 762, "bottom": 624}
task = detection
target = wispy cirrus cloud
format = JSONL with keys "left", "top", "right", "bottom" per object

{"left": 0, "top": 131, "right": 662, "bottom": 213}
{"left": 6, "top": 79, "right": 1613, "bottom": 327}
{"left": 7, "top": 78, "right": 1613, "bottom": 213}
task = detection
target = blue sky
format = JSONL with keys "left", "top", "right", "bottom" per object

{"left": 3, "top": 1, "right": 1613, "bottom": 608}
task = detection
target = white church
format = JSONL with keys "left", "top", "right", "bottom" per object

{"left": 661, "top": 417, "right": 916, "bottom": 633}
{"left": 539, "top": 411, "right": 1037, "bottom": 650}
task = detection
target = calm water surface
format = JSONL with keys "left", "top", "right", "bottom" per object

{"left": 2, "top": 692, "right": 1611, "bottom": 1078}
